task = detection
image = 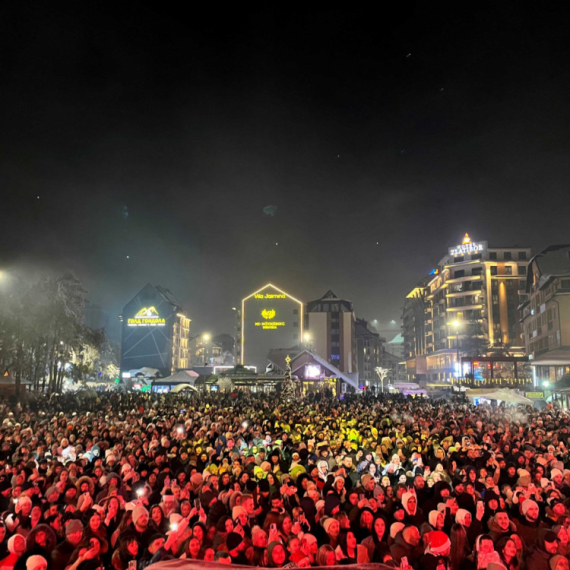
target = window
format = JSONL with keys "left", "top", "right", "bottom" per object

{"left": 293, "top": 321, "right": 298, "bottom": 327}
{"left": 471, "top": 253, "right": 482, "bottom": 261}
{"left": 504, "top": 252, "right": 512, "bottom": 260}
{"left": 492, "top": 295, "right": 499, "bottom": 303}
{"left": 489, "top": 252, "right": 497, "bottom": 260}
{"left": 561, "top": 279, "right": 570, "bottom": 289}
{"left": 454, "top": 256, "right": 464, "bottom": 263}
{"left": 519, "top": 251, "right": 527, "bottom": 260}
{"left": 505, "top": 266, "right": 513, "bottom": 275}
{"left": 454, "top": 270, "right": 465, "bottom": 278}
{"left": 472, "top": 267, "right": 482, "bottom": 276}
{"left": 490, "top": 266, "right": 498, "bottom": 276}
{"left": 293, "top": 309, "right": 298, "bottom": 314}
{"left": 517, "top": 265, "right": 526, "bottom": 276}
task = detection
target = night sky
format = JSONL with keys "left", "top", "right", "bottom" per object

{"left": 2, "top": 3, "right": 569, "bottom": 340}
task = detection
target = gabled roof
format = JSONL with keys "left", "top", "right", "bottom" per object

{"left": 267, "top": 349, "right": 361, "bottom": 391}
{"left": 307, "top": 290, "right": 354, "bottom": 313}
{"left": 527, "top": 245, "right": 570, "bottom": 292}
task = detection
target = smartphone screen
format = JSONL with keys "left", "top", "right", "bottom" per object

{"left": 194, "top": 498, "right": 201, "bottom": 510}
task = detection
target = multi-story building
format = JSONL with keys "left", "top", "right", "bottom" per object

{"left": 355, "top": 318, "right": 384, "bottom": 388}
{"left": 306, "top": 290, "right": 357, "bottom": 374}
{"left": 120, "top": 284, "right": 190, "bottom": 378}
{"left": 520, "top": 244, "right": 570, "bottom": 384}
{"left": 403, "top": 234, "right": 531, "bottom": 382}
{"left": 189, "top": 334, "right": 223, "bottom": 367}
{"left": 238, "top": 283, "right": 304, "bottom": 372}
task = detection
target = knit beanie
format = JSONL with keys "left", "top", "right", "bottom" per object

{"left": 390, "top": 522, "right": 405, "bottom": 539}
{"left": 232, "top": 505, "right": 247, "bottom": 521}
{"left": 550, "top": 555, "right": 567, "bottom": 570}
{"left": 521, "top": 499, "right": 538, "bottom": 517}
{"left": 26, "top": 556, "right": 47, "bottom": 570}
{"left": 455, "top": 509, "right": 470, "bottom": 526}
{"left": 132, "top": 505, "right": 149, "bottom": 526}
{"left": 322, "top": 517, "right": 336, "bottom": 534}
{"left": 428, "top": 511, "right": 440, "bottom": 528}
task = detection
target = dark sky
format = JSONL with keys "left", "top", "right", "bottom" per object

{"left": 1, "top": 3, "right": 569, "bottom": 340}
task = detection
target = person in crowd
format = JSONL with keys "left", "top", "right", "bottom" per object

{"left": 0, "top": 389, "right": 569, "bottom": 570}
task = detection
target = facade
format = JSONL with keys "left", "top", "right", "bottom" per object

{"left": 355, "top": 318, "right": 384, "bottom": 388}
{"left": 238, "top": 284, "right": 304, "bottom": 372}
{"left": 521, "top": 245, "right": 570, "bottom": 384}
{"left": 403, "top": 234, "right": 531, "bottom": 382}
{"left": 306, "top": 290, "right": 357, "bottom": 374}
{"left": 120, "top": 284, "right": 190, "bottom": 378}
{"left": 189, "top": 334, "right": 223, "bottom": 367}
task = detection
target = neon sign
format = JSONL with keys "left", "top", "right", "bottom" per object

{"left": 127, "top": 306, "right": 166, "bottom": 327}
{"left": 255, "top": 293, "right": 286, "bottom": 299}
{"left": 449, "top": 242, "right": 484, "bottom": 256}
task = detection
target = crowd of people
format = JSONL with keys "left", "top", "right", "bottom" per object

{"left": 0, "top": 389, "right": 570, "bottom": 570}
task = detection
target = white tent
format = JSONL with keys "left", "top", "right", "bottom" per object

{"left": 467, "top": 388, "right": 532, "bottom": 405}
{"left": 170, "top": 383, "right": 198, "bottom": 393}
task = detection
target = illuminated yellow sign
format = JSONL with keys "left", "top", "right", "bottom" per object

{"left": 255, "top": 293, "right": 286, "bottom": 299}
{"left": 255, "top": 308, "right": 285, "bottom": 329}
{"left": 127, "top": 306, "right": 166, "bottom": 327}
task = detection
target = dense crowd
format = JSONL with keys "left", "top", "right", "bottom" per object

{"left": 0, "top": 389, "right": 570, "bottom": 570}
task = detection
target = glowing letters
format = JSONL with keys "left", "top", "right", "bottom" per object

{"left": 450, "top": 242, "right": 484, "bottom": 256}
{"left": 127, "top": 306, "right": 166, "bottom": 327}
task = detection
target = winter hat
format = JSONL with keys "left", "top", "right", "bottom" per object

{"left": 521, "top": 499, "right": 538, "bottom": 517}
{"left": 361, "top": 474, "right": 373, "bottom": 488}
{"left": 232, "top": 506, "right": 247, "bottom": 521}
{"left": 427, "top": 530, "right": 451, "bottom": 554}
{"left": 226, "top": 531, "right": 242, "bottom": 552}
{"left": 26, "top": 556, "right": 47, "bottom": 570}
{"left": 516, "top": 469, "right": 531, "bottom": 487}
{"left": 487, "top": 563, "right": 508, "bottom": 570}
{"left": 551, "top": 469, "right": 563, "bottom": 480}
{"left": 550, "top": 555, "right": 567, "bottom": 570}
{"left": 428, "top": 511, "right": 440, "bottom": 528}
{"left": 190, "top": 473, "right": 203, "bottom": 487}
{"left": 65, "top": 519, "right": 84, "bottom": 535}
{"left": 455, "top": 509, "right": 470, "bottom": 526}
{"left": 390, "top": 522, "right": 405, "bottom": 539}
{"left": 8, "top": 535, "right": 23, "bottom": 554}
{"left": 132, "top": 505, "right": 149, "bottom": 526}
{"left": 322, "top": 517, "right": 336, "bottom": 534}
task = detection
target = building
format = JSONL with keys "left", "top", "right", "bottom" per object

{"left": 238, "top": 284, "right": 304, "bottom": 372}
{"left": 403, "top": 234, "right": 531, "bottom": 382}
{"left": 267, "top": 349, "right": 360, "bottom": 396}
{"left": 189, "top": 334, "right": 223, "bottom": 367}
{"left": 355, "top": 318, "right": 384, "bottom": 388}
{"left": 521, "top": 244, "right": 570, "bottom": 385}
{"left": 120, "top": 284, "right": 190, "bottom": 379}
{"left": 306, "top": 290, "right": 357, "bottom": 374}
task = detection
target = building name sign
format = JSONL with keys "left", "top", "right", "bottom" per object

{"left": 450, "top": 242, "right": 484, "bottom": 256}
{"left": 255, "top": 293, "right": 287, "bottom": 299}
{"left": 254, "top": 308, "right": 285, "bottom": 329}
{"left": 127, "top": 306, "right": 166, "bottom": 327}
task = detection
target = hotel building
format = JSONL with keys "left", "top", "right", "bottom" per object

{"left": 403, "top": 234, "right": 531, "bottom": 382}
{"left": 520, "top": 245, "right": 570, "bottom": 384}
{"left": 120, "top": 284, "right": 190, "bottom": 378}
{"left": 306, "top": 290, "right": 357, "bottom": 374}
